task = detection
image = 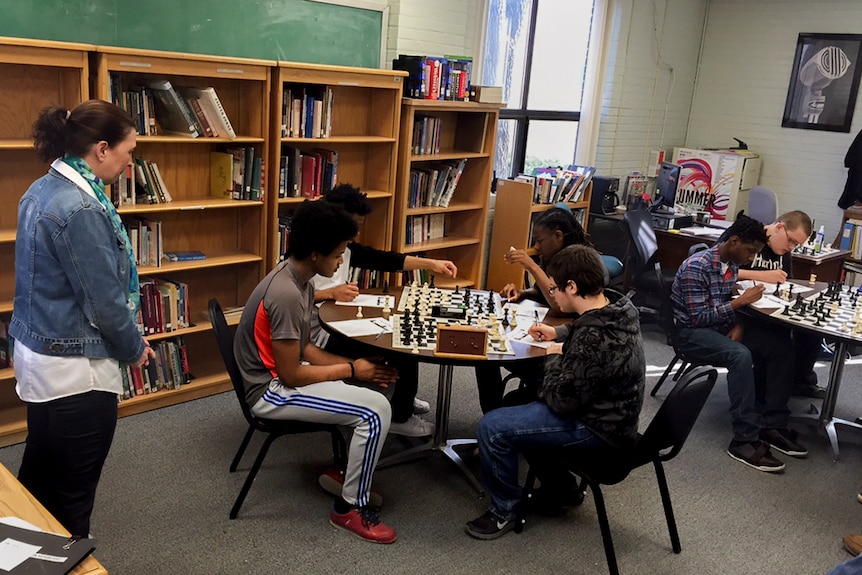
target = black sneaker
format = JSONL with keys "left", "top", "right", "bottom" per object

{"left": 727, "top": 440, "right": 785, "bottom": 473}
{"left": 465, "top": 510, "right": 515, "bottom": 540}
{"left": 761, "top": 428, "right": 808, "bottom": 458}
{"left": 528, "top": 484, "right": 586, "bottom": 515}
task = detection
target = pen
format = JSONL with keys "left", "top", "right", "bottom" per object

{"left": 534, "top": 310, "right": 542, "bottom": 341}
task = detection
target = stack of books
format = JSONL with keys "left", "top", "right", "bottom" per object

{"left": 515, "top": 165, "right": 596, "bottom": 205}
{"left": 393, "top": 54, "right": 473, "bottom": 101}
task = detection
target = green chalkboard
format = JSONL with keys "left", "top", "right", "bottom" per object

{"left": 0, "top": 0, "right": 382, "bottom": 68}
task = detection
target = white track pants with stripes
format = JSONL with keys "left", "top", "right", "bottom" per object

{"left": 251, "top": 378, "right": 391, "bottom": 507}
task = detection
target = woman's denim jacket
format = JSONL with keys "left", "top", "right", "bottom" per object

{"left": 10, "top": 166, "right": 145, "bottom": 363}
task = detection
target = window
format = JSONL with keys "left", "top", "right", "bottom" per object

{"left": 482, "top": 0, "right": 596, "bottom": 180}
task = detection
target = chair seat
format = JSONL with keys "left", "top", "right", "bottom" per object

{"left": 601, "top": 255, "right": 624, "bottom": 279}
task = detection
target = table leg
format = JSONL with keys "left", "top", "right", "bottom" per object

{"left": 377, "top": 364, "right": 484, "bottom": 496}
{"left": 791, "top": 341, "right": 848, "bottom": 460}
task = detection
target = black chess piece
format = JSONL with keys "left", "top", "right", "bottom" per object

{"left": 465, "top": 287, "right": 471, "bottom": 299}
{"left": 454, "top": 285, "right": 460, "bottom": 294}
{"left": 781, "top": 305, "right": 791, "bottom": 316}
{"left": 382, "top": 281, "right": 389, "bottom": 294}
{"left": 773, "top": 283, "right": 781, "bottom": 297}
{"left": 501, "top": 308, "right": 510, "bottom": 328}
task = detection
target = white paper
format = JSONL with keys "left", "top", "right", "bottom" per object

{"left": 503, "top": 301, "right": 549, "bottom": 323}
{"left": 327, "top": 317, "right": 392, "bottom": 338}
{"left": 737, "top": 280, "right": 814, "bottom": 295}
{"left": 505, "top": 326, "right": 555, "bottom": 349}
{"left": 679, "top": 226, "right": 723, "bottom": 237}
{"left": 0, "top": 537, "right": 42, "bottom": 571}
{"left": 334, "top": 294, "right": 395, "bottom": 308}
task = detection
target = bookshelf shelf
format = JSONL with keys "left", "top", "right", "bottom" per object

{"left": 136, "top": 136, "right": 265, "bottom": 144}
{"left": 401, "top": 235, "right": 481, "bottom": 253}
{"left": 0, "top": 37, "right": 93, "bottom": 446}
{"left": 117, "top": 198, "right": 262, "bottom": 214}
{"left": 137, "top": 252, "right": 263, "bottom": 274}
{"left": 394, "top": 99, "right": 502, "bottom": 287}
{"left": 268, "top": 62, "right": 407, "bottom": 269}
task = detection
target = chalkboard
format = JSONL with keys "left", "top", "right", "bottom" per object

{"left": 0, "top": 0, "right": 382, "bottom": 68}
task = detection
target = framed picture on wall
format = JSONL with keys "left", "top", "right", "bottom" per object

{"left": 782, "top": 33, "right": 862, "bottom": 133}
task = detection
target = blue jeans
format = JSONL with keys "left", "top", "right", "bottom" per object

{"left": 477, "top": 401, "right": 604, "bottom": 521}
{"left": 826, "top": 553, "right": 862, "bottom": 575}
{"left": 676, "top": 327, "right": 760, "bottom": 442}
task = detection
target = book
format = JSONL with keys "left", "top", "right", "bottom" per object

{"left": 210, "top": 151, "right": 234, "bottom": 199}
{"left": 0, "top": 519, "right": 96, "bottom": 574}
{"left": 163, "top": 250, "right": 207, "bottom": 262}
{"left": 184, "top": 86, "right": 237, "bottom": 140}
{"left": 146, "top": 80, "right": 201, "bottom": 138}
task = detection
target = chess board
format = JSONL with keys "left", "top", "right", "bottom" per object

{"left": 390, "top": 312, "right": 515, "bottom": 355}
{"left": 396, "top": 284, "right": 503, "bottom": 317}
{"left": 769, "top": 282, "right": 862, "bottom": 340}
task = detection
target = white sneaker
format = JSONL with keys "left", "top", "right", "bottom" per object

{"left": 412, "top": 397, "right": 431, "bottom": 414}
{"left": 389, "top": 414, "right": 434, "bottom": 437}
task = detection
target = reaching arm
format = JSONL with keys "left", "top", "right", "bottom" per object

{"left": 403, "top": 255, "right": 457, "bottom": 277}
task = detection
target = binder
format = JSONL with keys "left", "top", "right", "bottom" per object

{"left": 0, "top": 521, "right": 96, "bottom": 574}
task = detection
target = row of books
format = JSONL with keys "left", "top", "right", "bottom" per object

{"left": 407, "top": 159, "right": 466, "bottom": 208}
{"left": 112, "top": 157, "right": 173, "bottom": 206}
{"left": 138, "top": 276, "right": 190, "bottom": 336}
{"left": 109, "top": 75, "right": 237, "bottom": 139}
{"left": 839, "top": 219, "right": 862, "bottom": 260}
{"left": 120, "top": 337, "right": 191, "bottom": 400}
{"left": 405, "top": 214, "right": 445, "bottom": 245}
{"left": 277, "top": 215, "right": 292, "bottom": 261}
{"left": 412, "top": 114, "right": 443, "bottom": 156}
{"left": 402, "top": 268, "right": 432, "bottom": 285}
{"left": 277, "top": 147, "right": 338, "bottom": 199}
{"left": 123, "top": 217, "right": 163, "bottom": 268}
{"left": 280, "top": 84, "right": 334, "bottom": 138}
{"left": 393, "top": 54, "right": 473, "bottom": 101}
{"left": 349, "top": 267, "right": 385, "bottom": 289}
{"left": 516, "top": 165, "right": 596, "bottom": 205}
{"left": 210, "top": 147, "right": 265, "bottom": 201}
{"left": 843, "top": 261, "right": 862, "bottom": 288}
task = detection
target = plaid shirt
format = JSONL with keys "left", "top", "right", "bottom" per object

{"left": 670, "top": 243, "right": 737, "bottom": 332}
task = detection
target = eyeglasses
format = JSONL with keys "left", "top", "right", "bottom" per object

{"left": 780, "top": 224, "right": 806, "bottom": 249}
{"left": 548, "top": 281, "right": 572, "bottom": 295}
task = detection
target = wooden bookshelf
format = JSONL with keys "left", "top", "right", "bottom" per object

{"left": 91, "top": 47, "right": 273, "bottom": 428}
{"left": 486, "top": 178, "right": 593, "bottom": 291}
{"left": 393, "top": 99, "right": 502, "bottom": 288}
{"left": 268, "top": 62, "right": 406, "bottom": 268}
{"left": 0, "top": 37, "right": 93, "bottom": 447}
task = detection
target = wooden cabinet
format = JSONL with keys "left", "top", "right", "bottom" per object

{"left": 393, "top": 99, "right": 502, "bottom": 289}
{"left": 486, "top": 178, "right": 593, "bottom": 291}
{"left": 268, "top": 63, "right": 406, "bottom": 269}
{"left": 92, "top": 48, "right": 273, "bottom": 421}
{"left": 0, "top": 37, "right": 92, "bottom": 447}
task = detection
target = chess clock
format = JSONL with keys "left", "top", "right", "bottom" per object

{"left": 434, "top": 324, "right": 489, "bottom": 360}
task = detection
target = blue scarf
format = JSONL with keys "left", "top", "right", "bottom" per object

{"left": 63, "top": 154, "right": 140, "bottom": 319}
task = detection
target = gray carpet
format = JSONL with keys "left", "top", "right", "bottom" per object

{"left": 2, "top": 326, "right": 862, "bottom": 575}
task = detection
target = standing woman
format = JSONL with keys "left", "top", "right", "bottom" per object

{"left": 10, "top": 100, "right": 154, "bottom": 538}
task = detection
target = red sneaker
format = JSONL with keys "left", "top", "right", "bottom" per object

{"left": 330, "top": 506, "right": 397, "bottom": 544}
{"left": 318, "top": 466, "right": 383, "bottom": 507}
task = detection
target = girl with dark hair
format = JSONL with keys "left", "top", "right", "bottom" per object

{"left": 10, "top": 100, "right": 154, "bottom": 537}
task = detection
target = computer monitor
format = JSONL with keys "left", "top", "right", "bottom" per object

{"left": 650, "top": 161, "right": 681, "bottom": 213}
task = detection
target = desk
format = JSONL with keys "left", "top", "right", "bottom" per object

{"left": 0, "top": 463, "right": 107, "bottom": 575}
{"left": 654, "top": 228, "right": 850, "bottom": 282}
{"left": 740, "top": 282, "right": 861, "bottom": 459}
{"left": 319, "top": 289, "right": 554, "bottom": 494}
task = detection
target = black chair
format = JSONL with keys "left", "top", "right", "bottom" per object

{"left": 208, "top": 298, "right": 347, "bottom": 519}
{"left": 650, "top": 242, "right": 711, "bottom": 397}
{"left": 622, "top": 209, "right": 675, "bottom": 319}
{"left": 515, "top": 366, "right": 719, "bottom": 575}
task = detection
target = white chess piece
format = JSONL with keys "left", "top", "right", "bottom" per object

{"left": 383, "top": 297, "right": 391, "bottom": 314}
{"left": 356, "top": 306, "right": 363, "bottom": 319}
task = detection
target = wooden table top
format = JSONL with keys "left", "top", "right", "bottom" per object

{"left": 0, "top": 463, "right": 108, "bottom": 575}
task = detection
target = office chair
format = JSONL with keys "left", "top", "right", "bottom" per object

{"left": 515, "top": 366, "right": 719, "bottom": 575}
{"left": 650, "top": 243, "right": 711, "bottom": 396}
{"left": 208, "top": 298, "right": 347, "bottom": 519}
{"left": 748, "top": 186, "right": 778, "bottom": 224}
{"left": 622, "top": 209, "right": 676, "bottom": 320}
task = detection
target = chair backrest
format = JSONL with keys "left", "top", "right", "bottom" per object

{"left": 634, "top": 366, "right": 718, "bottom": 465}
{"left": 208, "top": 298, "right": 256, "bottom": 424}
{"left": 623, "top": 210, "right": 659, "bottom": 278}
{"left": 658, "top": 242, "right": 707, "bottom": 343}
{"left": 748, "top": 186, "right": 778, "bottom": 225}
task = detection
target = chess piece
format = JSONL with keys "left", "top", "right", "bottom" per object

{"left": 809, "top": 273, "right": 817, "bottom": 285}
{"left": 501, "top": 309, "right": 510, "bottom": 328}
{"left": 356, "top": 306, "right": 363, "bottom": 319}
{"left": 773, "top": 282, "right": 781, "bottom": 297}
{"left": 382, "top": 281, "right": 390, "bottom": 294}
{"left": 382, "top": 297, "right": 391, "bottom": 315}
{"left": 429, "top": 275, "right": 436, "bottom": 288}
